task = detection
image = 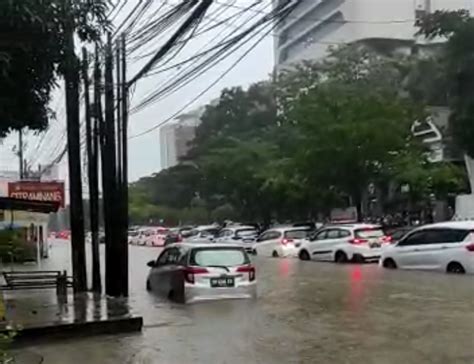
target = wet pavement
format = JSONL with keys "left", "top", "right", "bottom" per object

{"left": 6, "top": 241, "right": 474, "bottom": 363}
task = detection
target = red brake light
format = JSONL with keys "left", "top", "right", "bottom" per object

{"left": 382, "top": 235, "right": 392, "bottom": 243}
{"left": 237, "top": 265, "right": 256, "bottom": 281}
{"left": 349, "top": 238, "right": 368, "bottom": 245}
{"left": 184, "top": 266, "right": 208, "bottom": 284}
{"left": 281, "top": 238, "right": 294, "bottom": 245}
{"left": 466, "top": 243, "right": 474, "bottom": 252}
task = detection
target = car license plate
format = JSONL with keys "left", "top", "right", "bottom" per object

{"left": 370, "top": 242, "right": 381, "bottom": 248}
{"left": 211, "top": 277, "right": 234, "bottom": 288}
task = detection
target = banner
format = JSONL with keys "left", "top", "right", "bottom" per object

{"left": 8, "top": 181, "right": 65, "bottom": 208}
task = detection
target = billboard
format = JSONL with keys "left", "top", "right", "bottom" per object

{"left": 8, "top": 181, "right": 65, "bottom": 208}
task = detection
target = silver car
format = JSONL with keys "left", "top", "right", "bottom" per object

{"left": 146, "top": 243, "right": 257, "bottom": 303}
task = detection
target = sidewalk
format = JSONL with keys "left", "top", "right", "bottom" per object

{"left": 1, "top": 289, "right": 142, "bottom": 343}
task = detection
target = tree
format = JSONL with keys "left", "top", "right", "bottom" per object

{"left": 0, "top": 0, "right": 110, "bottom": 137}
{"left": 416, "top": 10, "right": 474, "bottom": 157}
{"left": 277, "top": 47, "right": 427, "bottom": 217}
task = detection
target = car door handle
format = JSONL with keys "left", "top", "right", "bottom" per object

{"left": 413, "top": 249, "right": 421, "bottom": 252}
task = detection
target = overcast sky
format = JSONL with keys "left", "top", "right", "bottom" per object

{"left": 0, "top": 0, "right": 275, "bottom": 182}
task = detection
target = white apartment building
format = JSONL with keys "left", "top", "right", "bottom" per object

{"left": 274, "top": 0, "right": 472, "bottom": 67}
{"left": 159, "top": 106, "right": 206, "bottom": 170}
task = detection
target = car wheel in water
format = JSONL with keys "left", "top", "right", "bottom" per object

{"left": 299, "top": 250, "right": 310, "bottom": 261}
{"left": 382, "top": 258, "right": 397, "bottom": 269}
{"left": 352, "top": 254, "right": 364, "bottom": 264}
{"left": 272, "top": 251, "right": 279, "bottom": 258}
{"left": 335, "top": 251, "right": 348, "bottom": 263}
{"left": 146, "top": 280, "right": 151, "bottom": 291}
{"left": 447, "top": 262, "right": 465, "bottom": 274}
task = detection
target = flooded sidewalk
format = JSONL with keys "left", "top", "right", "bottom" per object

{"left": 1, "top": 290, "right": 142, "bottom": 343}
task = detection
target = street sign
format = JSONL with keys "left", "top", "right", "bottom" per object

{"left": 8, "top": 181, "right": 65, "bottom": 208}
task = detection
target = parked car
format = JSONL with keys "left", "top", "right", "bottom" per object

{"left": 298, "top": 224, "right": 391, "bottom": 263}
{"left": 164, "top": 227, "right": 194, "bottom": 246}
{"left": 184, "top": 225, "right": 220, "bottom": 243}
{"left": 146, "top": 243, "right": 257, "bottom": 303}
{"left": 214, "top": 225, "right": 259, "bottom": 253}
{"left": 253, "top": 226, "right": 312, "bottom": 257}
{"left": 380, "top": 221, "right": 474, "bottom": 274}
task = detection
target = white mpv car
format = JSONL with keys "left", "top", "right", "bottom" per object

{"left": 253, "top": 227, "right": 312, "bottom": 258}
{"left": 146, "top": 243, "right": 257, "bottom": 303}
{"left": 298, "top": 224, "right": 391, "bottom": 263}
{"left": 380, "top": 221, "right": 474, "bottom": 274}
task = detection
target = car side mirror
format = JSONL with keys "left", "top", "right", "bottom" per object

{"left": 147, "top": 260, "right": 156, "bottom": 268}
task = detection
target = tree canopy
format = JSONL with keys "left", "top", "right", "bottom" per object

{"left": 416, "top": 10, "right": 474, "bottom": 157}
{"left": 129, "top": 46, "right": 467, "bottom": 225}
{"left": 0, "top": 0, "right": 110, "bottom": 137}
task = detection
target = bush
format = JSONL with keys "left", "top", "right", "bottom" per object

{"left": 0, "top": 229, "right": 35, "bottom": 263}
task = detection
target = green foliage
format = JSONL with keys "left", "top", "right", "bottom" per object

{"left": 416, "top": 10, "right": 474, "bottom": 157}
{"left": 0, "top": 229, "right": 35, "bottom": 263}
{"left": 0, "top": 0, "right": 110, "bottom": 137}
{"left": 130, "top": 46, "right": 467, "bottom": 223}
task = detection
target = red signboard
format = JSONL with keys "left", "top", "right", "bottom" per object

{"left": 8, "top": 181, "right": 65, "bottom": 208}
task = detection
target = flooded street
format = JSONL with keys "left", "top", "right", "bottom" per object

{"left": 15, "top": 242, "right": 474, "bottom": 363}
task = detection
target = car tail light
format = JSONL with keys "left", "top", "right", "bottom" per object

{"left": 349, "top": 238, "right": 368, "bottom": 245}
{"left": 382, "top": 235, "right": 392, "bottom": 243}
{"left": 281, "top": 238, "right": 294, "bottom": 245}
{"left": 184, "top": 266, "right": 208, "bottom": 284}
{"left": 237, "top": 265, "right": 256, "bottom": 281}
{"left": 466, "top": 243, "right": 474, "bottom": 252}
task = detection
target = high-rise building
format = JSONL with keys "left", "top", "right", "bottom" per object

{"left": 159, "top": 106, "right": 207, "bottom": 170}
{"left": 274, "top": 0, "right": 470, "bottom": 68}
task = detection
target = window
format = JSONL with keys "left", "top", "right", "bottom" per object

{"left": 157, "top": 249, "right": 171, "bottom": 265}
{"left": 311, "top": 230, "right": 328, "bottom": 241}
{"left": 339, "top": 230, "right": 351, "bottom": 238}
{"left": 166, "top": 248, "right": 181, "bottom": 264}
{"left": 425, "top": 229, "right": 469, "bottom": 244}
{"left": 217, "top": 229, "right": 231, "bottom": 238}
{"left": 258, "top": 231, "right": 281, "bottom": 242}
{"left": 398, "top": 230, "right": 430, "bottom": 246}
{"left": 189, "top": 247, "right": 249, "bottom": 267}
{"left": 399, "top": 229, "right": 469, "bottom": 246}
{"left": 355, "top": 229, "right": 384, "bottom": 239}
{"left": 326, "top": 229, "right": 341, "bottom": 239}
{"left": 284, "top": 229, "right": 309, "bottom": 239}
{"left": 236, "top": 229, "right": 258, "bottom": 238}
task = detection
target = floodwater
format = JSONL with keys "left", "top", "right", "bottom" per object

{"left": 12, "top": 242, "right": 474, "bottom": 364}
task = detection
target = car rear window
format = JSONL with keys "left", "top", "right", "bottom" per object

{"left": 236, "top": 229, "right": 258, "bottom": 237}
{"left": 355, "top": 229, "right": 384, "bottom": 239}
{"left": 190, "top": 248, "right": 249, "bottom": 267}
{"left": 284, "top": 230, "right": 309, "bottom": 239}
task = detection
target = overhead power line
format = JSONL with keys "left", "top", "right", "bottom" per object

{"left": 130, "top": 0, "right": 299, "bottom": 139}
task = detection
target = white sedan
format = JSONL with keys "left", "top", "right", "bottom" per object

{"left": 380, "top": 221, "right": 474, "bottom": 274}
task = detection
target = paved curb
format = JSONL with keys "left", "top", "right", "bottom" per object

{"left": 3, "top": 316, "right": 143, "bottom": 345}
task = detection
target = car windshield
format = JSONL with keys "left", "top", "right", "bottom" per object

{"left": 189, "top": 247, "right": 249, "bottom": 267}
{"left": 284, "top": 230, "right": 309, "bottom": 239}
{"left": 236, "top": 229, "right": 258, "bottom": 237}
{"left": 355, "top": 229, "right": 384, "bottom": 239}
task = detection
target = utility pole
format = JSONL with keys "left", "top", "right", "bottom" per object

{"left": 82, "top": 48, "right": 101, "bottom": 293}
{"left": 120, "top": 34, "right": 129, "bottom": 296}
{"left": 104, "top": 34, "right": 120, "bottom": 297}
{"left": 63, "top": 0, "right": 87, "bottom": 292}
{"left": 18, "top": 129, "right": 23, "bottom": 179}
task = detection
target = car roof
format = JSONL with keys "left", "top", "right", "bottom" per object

{"left": 322, "top": 223, "right": 381, "bottom": 230}
{"left": 224, "top": 225, "right": 257, "bottom": 231}
{"left": 265, "top": 226, "right": 312, "bottom": 233}
{"left": 195, "top": 225, "right": 220, "bottom": 231}
{"left": 168, "top": 242, "right": 245, "bottom": 250}
{"left": 412, "top": 220, "right": 474, "bottom": 231}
